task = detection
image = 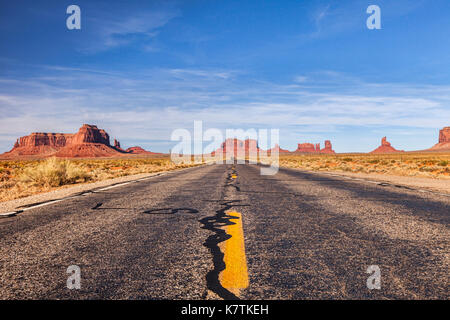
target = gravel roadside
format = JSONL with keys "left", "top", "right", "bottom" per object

{"left": 283, "top": 167, "right": 450, "bottom": 195}
{"left": 0, "top": 167, "right": 196, "bottom": 214}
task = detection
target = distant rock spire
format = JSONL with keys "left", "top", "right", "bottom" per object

{"left": 370, "top": 136, "right": 403, "bottom": 153}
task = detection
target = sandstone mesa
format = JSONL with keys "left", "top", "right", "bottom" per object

{"left": 0, "top": 124, "right": 156, "bottom": 159}
{"left": 294, "top": 140, "right": 335, "bottom": 154}
{"left": 1, "top": 125, "right": 449, "bottom": 159}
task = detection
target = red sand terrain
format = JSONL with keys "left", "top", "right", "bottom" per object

{"left": 0, "top": 124, "right": 156, "bottom": 159}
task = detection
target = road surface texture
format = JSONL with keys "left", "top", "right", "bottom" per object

{"left": 0, "top": 164, "right": 448, "bottom": 299}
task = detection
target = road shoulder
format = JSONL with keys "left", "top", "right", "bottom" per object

{"left": 0, "top": 166, "right": 199, "bottom": 215}
{"left": 281, "top": 167, "right": 450, "bottom": 195}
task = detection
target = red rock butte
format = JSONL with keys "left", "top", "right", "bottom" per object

{"left": 370, "top": 137, "right": 404, "bottom": 154}
{"left": 429, "top": 127, "right": 450, "bottom": 151}
{"left": 210, "top": 138, "right": 335, "bottom": 156}
{"left": 293, "top": 140, "right": 335, "bottom": 154}
{"left": 211, "top": 138, "right": 260, "bottom": 157}
{"left": 0, "top": 124, "right": 156, "bottom": 159}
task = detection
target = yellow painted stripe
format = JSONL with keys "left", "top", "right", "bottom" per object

{"left": 220, "top": 211, "right": 249, "bottom": 294}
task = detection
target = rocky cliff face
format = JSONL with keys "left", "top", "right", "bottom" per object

{"left": 11, "top": 125, "right": 109, "bottom": 150}
{"left": 295, "top": 143, "right": 317, "bottom": 153}
{"left": 211, "top": 139, "right": 334, "bottom": 155}
{"left": 212, "top": 138, "right": 290, "bottom": 157}
{"left": 0, "top": 124, "right": 137, "bottom": 159}
{"left": 370, "top": 137, "right": 404, "bottom": 153}
{"left": 294, "top": 140, "right": 335, "bottom": 154}
{"left": 381, "top": 137, "right": 391, "bottom": 147}
{"left": 429, "top": 127, "right": 450, "bottom": 151}
{"left": 16, "top": 132, "right": 73, "bottom": 148}
{"left": 7, "top": 132, "right": 74, "bottom": 156}
{"left": 439, "top": 127, "right": 450, "bottom": 143}
{"left": 71, "top": 124, "right": 110, "bottom": 145}
{"left": 321, "top": 140, "right": 334, "bottom": 154}
{"left": 213, "top": 138, "right": 261, "bottom": 156}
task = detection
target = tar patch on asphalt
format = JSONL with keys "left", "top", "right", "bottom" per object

{"left": 92, "top": 203, "right": 103, "bottom": 210}
{"left": 143, "top": 208, "right": 199, "bottom": 215}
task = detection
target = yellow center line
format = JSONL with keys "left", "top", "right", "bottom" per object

{"left": 219, "top": 211, "right": 249, "bottom": 295}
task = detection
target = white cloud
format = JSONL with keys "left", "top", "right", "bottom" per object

{"left": 294, "top": 76, "right": 308, "bottom": 83}
{"left": 81, "top": 9, "right": 180, "bottom": 53}
{"left": 0, "top": 66, "right": 449, "bottom": 152}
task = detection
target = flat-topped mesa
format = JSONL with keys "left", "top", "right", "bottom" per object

{"left": 7, "top": 132, "right": 74, "bottom": 156}
{"left": 294, "top": 140, "right": 335, "bottom": 154}
{"left": 296, "top": 143, "right": 316, "bottom": 153}
{"left": 370, "top": 136, "right": 404, "bottom": 154}
{"left": 1, "top": 124, "right": 124, "bottom": 159}
{"left": 212, "top": 138, "right": 296, "bottom": 157}
{"left": 16, "top": 132, "right": 73, "bottom": 148}
{"left": 1, "top": 124, "right": 162, "bottom": 159}
{"left": 214, "top": 138, "right": 261, "bottom": 155}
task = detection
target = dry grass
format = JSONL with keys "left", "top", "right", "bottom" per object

{"left": 2, "top": 152, "right": 448, "bottom": 202}
{"left": 280, "top": 152, "right": 450, "bottom": 179}
{"left": 0, "top": 156, "right": 199, "bottom": 202}
{"left": 19, "top": 158, "right": 90, "bottom": 187}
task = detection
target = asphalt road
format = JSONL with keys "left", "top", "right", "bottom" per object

{"left": 0, "top": 164, "right": 448, "bottom": 299}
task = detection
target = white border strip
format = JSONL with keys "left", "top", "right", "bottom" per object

{"left": 0, "top": 166, "right": 201, "bottom": 217}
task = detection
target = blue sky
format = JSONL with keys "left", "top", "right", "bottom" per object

{"left": 1, "top": 0, "right": 449, "bottom": 153}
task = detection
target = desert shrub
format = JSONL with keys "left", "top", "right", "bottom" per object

{"left": 19, "top": 158, "right": 90, "bottom": 187}
{"left": 342, "top": 157, "right": 353, "bottom": 162}
{"left": 419, "top": 166, "right": 436, "bottom": 172}
{"left": 438, "top": 160, "right": 448, "bottom": 166}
